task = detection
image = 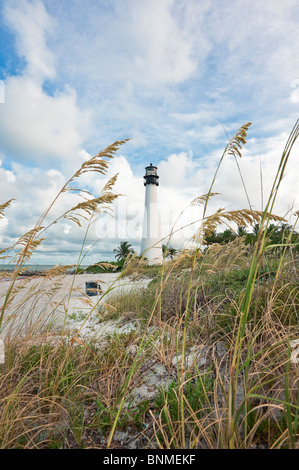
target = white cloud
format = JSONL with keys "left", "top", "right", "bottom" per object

{"left": 1, "top": 132, "right": 298, "bottom": 265}
{"left": 48, "top": 0, "right": 207, "bottom": 87}
{"left": 0, "top": 76, "right": 90, "bottom": 168}
{"left": 200, "top": 131, "right": 299, "bottom": 222}
{"left": 1, "top": 0, "right": 299, "bottom": 264}
{"left": 127, "top": 0, "right": 199, "bottom": 85}
{"left": 4, "top": 0, "right": 56, "bottom": 81}
{"left": 159, "top": 151, "right": 195, "bottom": 188}
{"left": 0, "top": 0, "right": 91, "bottom": 169}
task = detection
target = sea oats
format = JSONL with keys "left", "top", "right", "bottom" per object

{"left": 226, "top": 122, "right": 252, "bottom": 158}
{"left": 0, "top": 199, "right": 14, "bottom": 219}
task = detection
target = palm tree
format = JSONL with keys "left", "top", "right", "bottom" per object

{"left": 113, "top": 241, "right": 135, "bottom": 261}
{"left": 278, "top": 223, "right": 293, "bottom": 242}
{"left": 162, "top": 245, "right": 178, "bottom": 260}
{"left": 204, "top": 229, "right": 219, "bottom": 245}
{"left": 221, "top": 229, "right": 236, "bottom": 243}
{"left": 265, "top": 223, "right": 279, "bottom": 243}
{"left": 237, "top": 226, "right": 247, "bottom": 237}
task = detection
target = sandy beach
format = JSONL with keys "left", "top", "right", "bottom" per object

{"left": 0, "top": 272, "right": 151, "bottom": 340}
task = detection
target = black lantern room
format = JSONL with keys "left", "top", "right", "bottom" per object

{"left": 143, "top": 163, "right": 159, "bottom": 186}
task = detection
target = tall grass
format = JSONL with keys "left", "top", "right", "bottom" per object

{"left": 0, "top": 121, "right": 298, "bottom": 449}
{"left": 227, "top": 118, "right": 299, "bottom": 448}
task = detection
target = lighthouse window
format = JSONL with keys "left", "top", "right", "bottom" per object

{"left": 146, "top": 169, "right": 157, "bottom": 176}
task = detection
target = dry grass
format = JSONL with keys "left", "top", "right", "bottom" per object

{"left": 0, "top": 122, "right": 299, "bottom": 449}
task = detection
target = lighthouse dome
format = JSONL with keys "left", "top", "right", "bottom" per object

{"left": 144, "top": 163, "right": 159, "bottom": 186}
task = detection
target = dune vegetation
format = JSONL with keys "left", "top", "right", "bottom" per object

{"left": 0, "top": 120, "right": 298, "bottom": 449}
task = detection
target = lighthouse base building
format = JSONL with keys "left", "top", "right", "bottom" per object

{"left": 140, "top": 164, "right": 163, "bottom": 264}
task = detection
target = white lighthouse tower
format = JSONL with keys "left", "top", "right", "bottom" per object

{"left": 140, "top": 163, "right": 163, "bottom": 264}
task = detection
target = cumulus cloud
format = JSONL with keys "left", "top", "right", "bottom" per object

{"left": 47, "top": 0, "right": 205, "bottom": 87}
{"left": 0, "top": 0, "right": 91, "bottom": 170}
{"left": 0, "top": 157, "right": 113, "bottom": 263}
{"left": 0, "top": 76, "right": 90, "bottom": 168}
{"left": 1, "top": 133, "right": 298, "bottom": 265}
{"left": 127, "top": 0, "right": 199, "bottom": 85}
{"left": 4, "top": 0, "right": 56, "bottom": 81}
{"left": 0, "top": 0, "right": 298, "bottom": 265}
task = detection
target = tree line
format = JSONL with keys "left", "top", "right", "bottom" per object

{"left": 204, "top": 223, "right": 299, "bottom": 250}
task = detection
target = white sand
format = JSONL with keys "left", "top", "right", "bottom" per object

{"left": 0, "top": 272, "right": 151, "bottom": 339}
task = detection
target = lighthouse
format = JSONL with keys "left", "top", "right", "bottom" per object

{"left": 140, "top": 163, "right": 163, "bottom": 264}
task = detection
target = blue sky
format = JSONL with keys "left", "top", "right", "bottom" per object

{"left": 0, "top": 0, "right": 298, "bottom": 265}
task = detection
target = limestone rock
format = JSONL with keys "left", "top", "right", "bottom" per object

{"left": 171, "top": 346, "right": 208, "bottom": 369}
